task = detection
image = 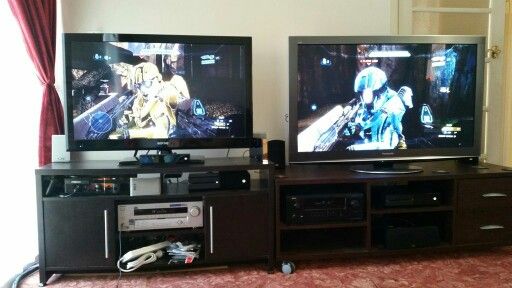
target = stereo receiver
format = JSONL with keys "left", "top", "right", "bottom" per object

{"left": 118, "top": 201, "right": 203, "bottom": 231}
{"left": 284, "top": 192, "right": 364, "bottom": 224}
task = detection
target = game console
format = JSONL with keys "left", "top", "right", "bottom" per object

{"left": 383, "top": 191, "right": 441, "bottom": 207}
{"left": 188, "top": 170, "right": 250, "bottom": 191}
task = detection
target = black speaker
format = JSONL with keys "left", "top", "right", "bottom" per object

{"left": 268, "top": 140, "right": 285, "bottom": 169}
{"left": 249, "top": 138, "right": 263, "bottom": 161}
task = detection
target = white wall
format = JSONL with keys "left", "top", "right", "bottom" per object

{"left": 58, "top": 0, "right": 396, "bottom": 160}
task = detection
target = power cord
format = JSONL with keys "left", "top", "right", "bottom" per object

{"left": 9, "top": 257, "right": 39, "bottom": 288}
{"left": 242, "top": 149, "right": 250, "bottom": 158}
{"left": 116, "top": 232, "right": 122, "bottom": 288}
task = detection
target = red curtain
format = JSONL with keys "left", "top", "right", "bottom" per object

{"left": 8, "top": 0, "right": 64, "bottom": 166}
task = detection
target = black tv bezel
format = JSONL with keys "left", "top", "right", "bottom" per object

{"left": 63, "top": 33, "right": 253, "bottom": 151}
{"left": 288, "top": 35, "right": 485, "bottom": 164}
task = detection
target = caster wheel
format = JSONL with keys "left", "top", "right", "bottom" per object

{"left": 281, "top": 261, "right": 296, "bottom": 274}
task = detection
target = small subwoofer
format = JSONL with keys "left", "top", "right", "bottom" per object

{"left": 268, "top": 140, "right": 285, "bottom": 169}
{"left": 384, "top": 226, "right": 440, "bottom": 249}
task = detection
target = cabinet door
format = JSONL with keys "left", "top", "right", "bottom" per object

{"left": 43, "top": 198, "right": 116, "bottom": 269}
{"left": 204, "top": 192, "right": 269, "bottom": 262}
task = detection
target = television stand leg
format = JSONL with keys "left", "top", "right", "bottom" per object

{"left": 39, "top": 270, "right": 51, "bottom": 287}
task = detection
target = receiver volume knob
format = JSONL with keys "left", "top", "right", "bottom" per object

{"left": 189, "top": 206, "right": 201, "bottom": 217}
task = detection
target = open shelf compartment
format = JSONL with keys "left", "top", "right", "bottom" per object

{"left": 371, "top": 211, "right": 453, "bottom": 250}
{"left": 280, "top": 227, "right": 367, "bottom": 256}
{"left": 118, "top": 228, "right": 205, "bottom": 270}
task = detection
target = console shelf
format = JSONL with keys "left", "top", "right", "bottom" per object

{"left": 279, "top": 221, "right": 367, "bottom": 230}
{"left": 371, "top": 205, "right": 454, "bottom": 215}
{"left": 35, "top": 158, "right": 274, "bottom": 286}
{"left": 275, "top": 160, "right": 512, "bottom": 263}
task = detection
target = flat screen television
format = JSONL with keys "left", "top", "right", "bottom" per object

{"left": 288, "top": 36, "right": 485, "bottom": 173}
{"left": 64, "top": 33, "right": 252, "bottom": 152}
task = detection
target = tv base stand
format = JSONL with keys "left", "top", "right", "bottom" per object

{"left": 350, "top": 163, "right": 423, "bottom": 174}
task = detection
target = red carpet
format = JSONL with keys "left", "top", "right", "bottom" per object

{"left": 21, "top": 247, "right": 512, "bottom": 287}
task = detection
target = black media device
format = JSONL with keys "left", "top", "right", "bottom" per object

{"left": 288, "top": 36, "right": 485, "bottom": 174}
{"left": 138, "top": 153, "right": 191, "bottom": 165}
{"left": 385, "top": 226, "right": 441, "bottom": 250}
{"left": 63, "top": 33, "right": 253, "bottom": 154}
{"left": 63, "top": 176, "right": 128, "bottom": 196}
{"left": 188, "top": 170, "right": 250, "bottom": 191}
{"left": 383, "top": 191, "right": 441, "bottom": 208}
{"left": 284, "top": 192, "right": 365, "bottom": 224}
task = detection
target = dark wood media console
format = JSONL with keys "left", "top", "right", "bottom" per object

{"left": 35, "top": 158, "right": 274, "bottom": 286}
{"left": 35, "top": 158, "right": 512, "bottom": 284}
{"left": 275, "top": 160, "right": 512, "bottom": 264}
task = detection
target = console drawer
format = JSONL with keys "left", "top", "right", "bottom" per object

{"left": 456, "top": 210, "right": 512, "bottom": 245}
{"left": 458, "top": 178, "right": 512, "bottom": 212}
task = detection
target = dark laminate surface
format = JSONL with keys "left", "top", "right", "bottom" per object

{"left": 37, "top": 157, "right": 270, "bottom": 176}
{"left": 276, "top": 161, "right": 512, "bottom": 184}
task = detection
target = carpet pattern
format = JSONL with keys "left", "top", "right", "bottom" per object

{"left": 21, "top": 247, "right": 512, "bottom": 288}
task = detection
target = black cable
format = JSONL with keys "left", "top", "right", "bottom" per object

{"left": 11, "top": 262, "right": 38, "bottom": 288}
{"left": 242, "top": 149, "right": 250, "bottom": 158}
{"left": 226, "top": 149, "right": 230, "bottom": 158}
{"left": 116, "top": 231, "right": 122, "bottom": 288}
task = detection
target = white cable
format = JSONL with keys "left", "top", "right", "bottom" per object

{"left": 117, "top": 250, "right": 163, "bottom": 273}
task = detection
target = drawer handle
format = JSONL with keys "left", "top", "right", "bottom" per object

{"left": 482, "top": 193, "right": 507, "bottom": 198}
{"left": 479, "top": 225, "right": 505, "bottom": 230}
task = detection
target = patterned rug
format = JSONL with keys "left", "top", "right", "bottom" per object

{"left": 21, "top": 247, "right": 512, "bottom": 288}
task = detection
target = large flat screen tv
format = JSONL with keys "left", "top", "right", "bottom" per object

{"left": 289, "top": 36, "right": 485, "bottom": 173}
{"left": 64, "top": 33, "right": 252, "bottom": 151}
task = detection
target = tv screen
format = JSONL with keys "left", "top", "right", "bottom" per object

{"left": 64, "top": 33, "right": 252, "bottom": 151}
{"left": 289, "top": 36, "right": 485, "bottom": 164}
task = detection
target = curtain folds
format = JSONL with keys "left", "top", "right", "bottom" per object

{"left": 8, "top": 0, "right": 64, "bottom": 166}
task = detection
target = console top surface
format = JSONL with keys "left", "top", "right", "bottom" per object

{"left": 36, "top": 157, "right": 271, "bottom": 176}
{"left": 275, "top": 161, "right": 512, "bottom": 184}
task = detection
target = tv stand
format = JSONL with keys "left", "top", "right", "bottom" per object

{"left": 275, "top": 160, "right": 512, "bottom": 267}
{"left": 36, "top": 158, "right": 274, "bottom": 286}
{"left": 350, "top": 162, "right": 423, "bottom": 174}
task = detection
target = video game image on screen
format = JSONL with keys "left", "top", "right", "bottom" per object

{"left": 297, "top": 43, "right": 477, "bottom": 152}
{"left": 69, "top": 41, "right": 248, "bottom": 140}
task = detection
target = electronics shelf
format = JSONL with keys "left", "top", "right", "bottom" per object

{"left": 35, "top": 157, "right": 274, "bottom": 286}
{"left": 370, "top": 206, "right": 454, "bottom": 215}
{"left": 279, "top": 221, "right": 367, "bottom": 230}
{"left": 275, "top": 160, "right": 512, "bottom": 263}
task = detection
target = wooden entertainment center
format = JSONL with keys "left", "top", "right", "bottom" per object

{"left": 275, "top": 160, "right": 512, "bottom": 263}
{"left": 35, "top": 158, "right": 274, "bottom": 286}
{"left": 36, "top": 158, "right": 512, "bottom": 285}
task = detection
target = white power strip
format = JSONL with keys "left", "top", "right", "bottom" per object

{"left": 119, "top": 241, "right": 171, "bottom": 263}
